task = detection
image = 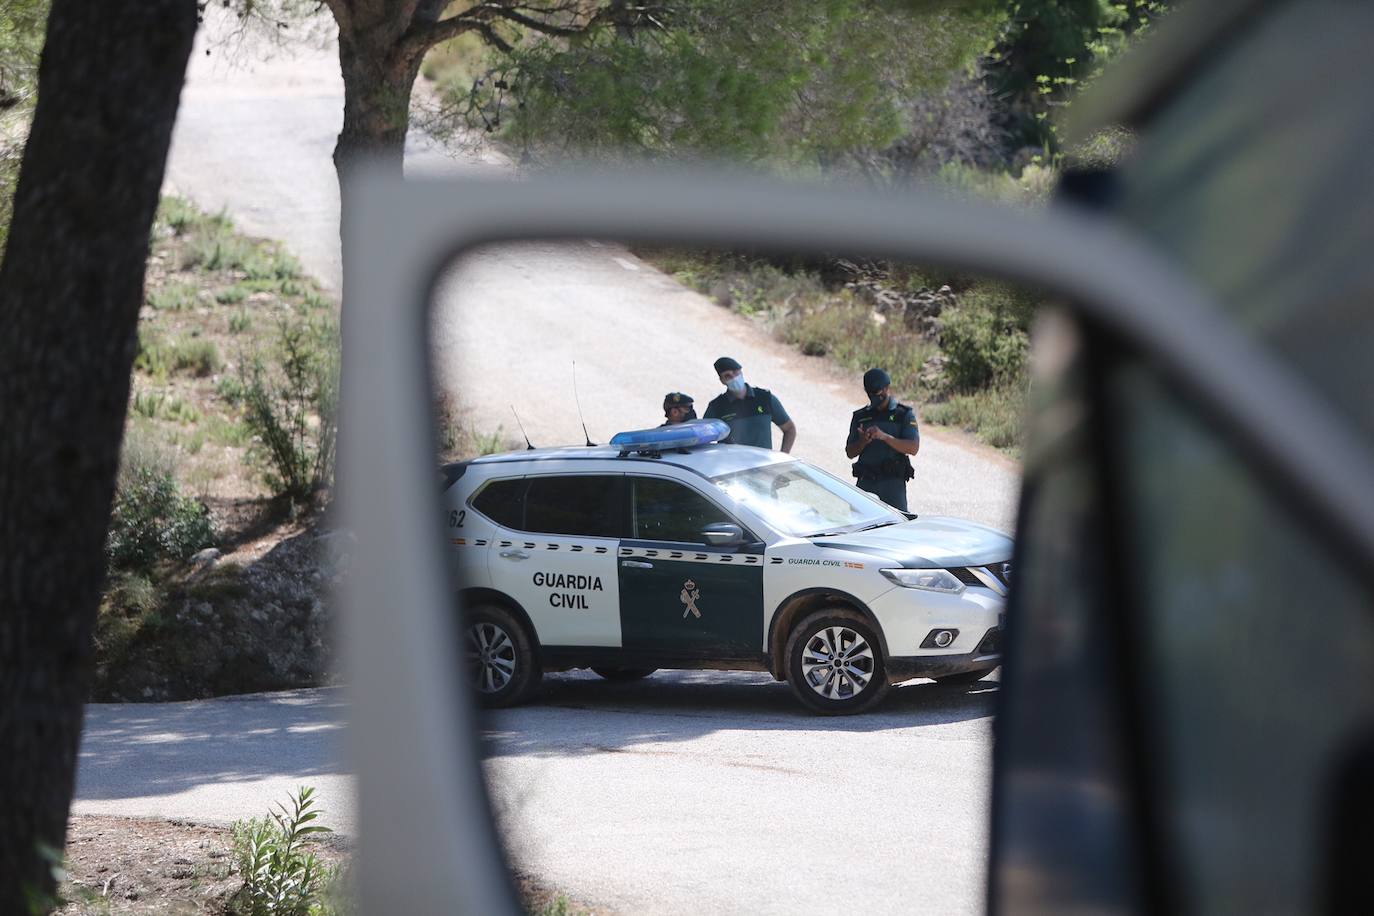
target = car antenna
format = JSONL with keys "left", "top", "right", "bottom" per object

{"left": 572, "top": 361, "right": 597, "bottom": 446}
{"left": 510, "top": 405, "right": 535, "bottom": 450}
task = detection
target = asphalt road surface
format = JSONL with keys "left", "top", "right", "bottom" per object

{"left": 74, "top": 11, "right": 1018, "bottom": 914}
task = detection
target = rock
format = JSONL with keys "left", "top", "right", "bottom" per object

{"left": 142, "top": 687, "right": 154, "bottom": 698}
{"left": 190, "top": 548, "right": 221, "bottom": 568}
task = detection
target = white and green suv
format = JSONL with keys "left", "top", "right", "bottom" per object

{"left": 441, "top": 422, "right": 1011, "bottom": 714}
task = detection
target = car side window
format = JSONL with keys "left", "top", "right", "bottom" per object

{"left": 631, "top": 477, "right": 735, "bottom": 544}
{"left": 470, "top": 477, "right": 526, "bottom": 529}
{"left": 523, "top": 475, "right": 621, "bottom": 538}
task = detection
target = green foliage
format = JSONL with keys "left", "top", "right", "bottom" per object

{"left": 240, "top": 318, "right": 339, "bottom": 502}
{"left": 218, "top": 285, "right": 250, "bottom": 305}
{"left": 230, "top": 309, "right": 254, "bottom": 333}
{"left": 939, "top": 282, "right": 1034, "bottom": 390}
{"left": 132, "top": 390, "right": 202, "bottom": 424}
{"left": 148, "top": 281, "right": 199, "bottom": 311}
{"left": 990, "top": 0, "right": 1170, "bottom": 152}
{"left": 923, "top": 383, "right": 1027, "bottom": 451}
{"left": 230, "top": 786, "right": 339, "bottom": 916}
{"left": 451, "top": 0, "right": 1003, "bottom": 165}
{"left": 106, "top": 464, "right": 215, "bottom": 573}
{"left": 0, "top": 0, "right": 48, "bottom": 255}
{"left": 135, "top": 331, "right": 220, "bottom": 379}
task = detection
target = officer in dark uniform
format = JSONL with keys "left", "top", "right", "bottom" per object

{"left": 845, "top": 368, "right": 920, "bottom": 511}
{"left": 703, "top": 356, "right": 797, "bottom": 451}
{"left": 661, "top": 392, "right": 697, "bottom": 426}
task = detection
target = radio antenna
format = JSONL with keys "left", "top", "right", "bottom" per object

{"left": 572, "top": 361, "right": 596, "bottom": 446}
{"left": 510, "top": 405, "right": 535, "bottom": 450}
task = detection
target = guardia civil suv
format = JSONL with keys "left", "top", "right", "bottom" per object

{"left": 441, "top": 420, "right": 1011, "bottom": 714}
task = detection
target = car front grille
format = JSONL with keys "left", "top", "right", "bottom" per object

{"left": 951, "top": 567, "right": 984, "bottom": 586}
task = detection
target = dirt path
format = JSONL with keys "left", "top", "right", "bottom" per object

{"left": 165, "top": 9, "right": 1019, "bottom": 529}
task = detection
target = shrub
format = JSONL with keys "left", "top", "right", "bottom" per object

{"left": 218, "top": 285, "right": 250, "bottom": 305}
{"left": 241, "top": 319, "right": 339, "bottom": 502}
{"left": 938, "top": 283, "right": 1036, "bottom": 391}
{"left": 106, "top": 465, "right": 215, "bottom": 573}
{"left": 131, "top": 390, "right": 202, "bottom": 424}
{"left": 230, "top": 310, "right": 253, "bottom": 333}
{"left": 230, "top": 786, "right": 339, "bottom": 916}
{"left": 148, "top": 281, "right": 198, "bottom": 311}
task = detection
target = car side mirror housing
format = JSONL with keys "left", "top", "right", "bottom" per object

{"left": 701, "top": 522, "right": 745, "bottom": 547}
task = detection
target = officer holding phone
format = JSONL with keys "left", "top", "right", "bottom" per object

{"left": 845, "top": 368, "right": 920, "bottom": 511}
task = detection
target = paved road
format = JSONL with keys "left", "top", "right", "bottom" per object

{"left": 75, "top": 676, "right": 998, "bottom": 915}
{"left": 76, "top": 10, "right": 1019, "bottom": 913}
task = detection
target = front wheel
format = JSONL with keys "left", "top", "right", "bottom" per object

{"left": 465, "top": 604, "right": 540, "bottom": 708}
{"left": 784, "top": 609, "right": 890, "bottom": 715}
{"left": 591, "top": 667, "right": 657, "bottom": 681}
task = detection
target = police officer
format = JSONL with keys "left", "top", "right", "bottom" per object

{"left": 845, "top": 368, "right": 919, "bottom": 511}
{"left": 661, "top": 392, "right": 697, "bottom": 426}
{"left": 703, "top": 356, "right": 797, "bottom": 452}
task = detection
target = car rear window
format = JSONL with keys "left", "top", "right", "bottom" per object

{"left": 470, "top": 478, "right": 526, "bottom": 529}
{"left": 522, "top": 475, "right": 621, "bottom": 538}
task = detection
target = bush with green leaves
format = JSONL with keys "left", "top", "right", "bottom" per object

{"left": 240, "top": 318, "right": 339, "bottom": 502}
{"left": 106, "top": 465, "right": 215, "bottom": 573}
{"left": 938, "top": 283, "right": 1036, "bottom": 391}
{"left": 231, "top": 786, "right": 340, "bottom": 916}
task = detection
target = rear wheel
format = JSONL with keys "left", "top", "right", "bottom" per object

{"left": 785, "top": 609, "right": 890, "bottom": 715}
{"left": 591, "top": 667, "right": 658, "bottom": 681}
{"left": 465, "top": 604, "right": 540, "bottom": 708}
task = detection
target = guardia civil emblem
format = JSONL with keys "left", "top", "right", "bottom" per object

{"left": 680, "top": 579, "right": 702, "bottom": 619}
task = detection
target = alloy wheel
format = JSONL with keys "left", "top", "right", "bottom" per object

{"left": 800, "top": 625, "right": 875, "bottom": 700}
{"left": 467, "top": 621, "right": 517, "bottom": 694}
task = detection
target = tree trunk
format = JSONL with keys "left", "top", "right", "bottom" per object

{"left": 0, "top": 0, "right": 197, "bottom": 906}
{"left": 333, "top": 28, "right": 426, "bottom": 241}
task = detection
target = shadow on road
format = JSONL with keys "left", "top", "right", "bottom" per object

{"left": 481, "top": 669, "right": 998, "bottom": 758}
{"left": 76, "top": 688, "right": 349, "bottom": 801}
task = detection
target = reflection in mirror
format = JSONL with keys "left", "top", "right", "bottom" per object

{"left": 425, "top": 240, "right": 1041, "bottom": 912}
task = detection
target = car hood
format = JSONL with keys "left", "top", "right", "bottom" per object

{"left": 813, "top": 516, "right": 1012, "bottom": 568}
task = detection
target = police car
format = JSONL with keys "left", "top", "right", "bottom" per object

{"left": 441, "top": 420, "right": 1011, "bottom": 714}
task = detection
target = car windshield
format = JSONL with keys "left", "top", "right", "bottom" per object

{"left": 710, "top": 460, "right": 903, "bottom": 537}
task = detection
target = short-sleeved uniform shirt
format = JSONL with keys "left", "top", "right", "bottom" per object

{"left": 703, "top": 385, "right": 790, "bottom": 449}
{"left": 848, "top": 396, "right": 920, "bottom": 476}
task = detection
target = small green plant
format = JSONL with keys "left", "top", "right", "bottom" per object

{"left": 156, "top": 197, "right": 206, "bottom": 236}
{"left": 131, "top": 390, "right": 202, "bottom": 424}
{"left": 240, "top": 319, "right": 339, "bottom": 502}
{"left": 106, "top": 465, "right": 215, "bottom": 573}
{"left": 171, "top": 337, "right": 221, "bottom": 377}
{"left": 230, "top": 786, "right": 338, "bottom": 916}
{"left": 470, "top": 426, "right": 505, "bottom": 456}
{"left": 148, "top": 281, "right": 199, "bottom": 311}
{"left": 230, "top": 310, "right": 253, "bottom": 333}
{"left": 218, "top": 284, "right": 250, "bottom": 305}
{"left": 217, "top": 374, "right": 249, "bottom": 405}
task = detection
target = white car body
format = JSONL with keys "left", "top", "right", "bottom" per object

{"left": 441, "top": 438, "right": 1011, "bottom": 710}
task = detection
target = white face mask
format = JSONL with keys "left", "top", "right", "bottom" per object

{"left": 725, "top": 373, "right": 747, "bottom": 393}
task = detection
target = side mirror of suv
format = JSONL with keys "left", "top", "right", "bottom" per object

{"left": 700, "top": 522, "right": 745, "bottom": 547}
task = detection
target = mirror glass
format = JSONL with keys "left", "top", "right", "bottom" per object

{"left": 426, "top": 239, "right": 1039, "bottom": 912}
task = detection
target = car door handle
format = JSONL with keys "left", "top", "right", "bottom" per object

{"left": 499, "top": 550, "right": 531, "bottom": 560}
{"left": 621, "top": 560, "right": 653, "bottom": 569}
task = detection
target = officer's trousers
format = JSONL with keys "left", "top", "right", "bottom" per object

{"left": 857, "top": 477, "right": 908, "bottom": 512}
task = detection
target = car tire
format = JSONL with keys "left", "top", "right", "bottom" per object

{"left": 784, "top": 609, "right": 890, "bottom": 715}
{"left": 934, "top": 666, "right": 998, "bottom": 686}
{"left": 464, "top": 604, "right": 540, "bottom": 708}
{"left": 591, "top": 667, "right": 658, "bottom": 681}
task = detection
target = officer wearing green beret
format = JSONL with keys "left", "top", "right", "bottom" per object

{"left": 845, "top": 368, "right": 919, "bottom": 511}
{"left": 660, "top": 392, "right": 698, "bottom": 426}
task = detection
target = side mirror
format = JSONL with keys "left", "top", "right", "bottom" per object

{"left": 701, "top": 522, "right": 745, "bottom": 547}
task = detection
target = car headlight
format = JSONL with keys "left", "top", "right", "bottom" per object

{"left": 880, "top": 567, "right": 966, "bottom": 594}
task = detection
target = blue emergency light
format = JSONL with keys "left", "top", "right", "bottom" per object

{"left": 610, "top": 419, "right": 730, "bottom": 455}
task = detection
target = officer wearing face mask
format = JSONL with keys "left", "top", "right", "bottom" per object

{"left": 845, "top": 368, "right": 919, "bottom": 511}
{"left": 703, "top": 356, "right": 796, "bottom": 451}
